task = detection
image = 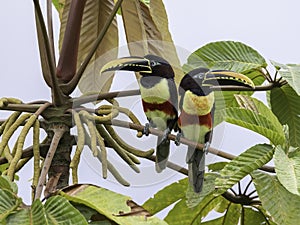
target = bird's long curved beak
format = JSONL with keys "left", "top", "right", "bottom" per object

{"left": 100, "top": 57, "right": 152, "bottom": 74}
{"left": 201, "top": 70, "right": 255, "bottom": 88}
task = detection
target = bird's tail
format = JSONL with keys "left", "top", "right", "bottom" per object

{"left": 186, "top": 146, "right": 205, "bottom": 193}
{"left": 155, "top": 136, "right": 170, "bottom": 173}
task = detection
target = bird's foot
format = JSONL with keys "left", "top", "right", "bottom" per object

{"left": 175, "top": 132, "right": 183, "bottom": 146}
{"left": 203, "top": 142, "right": 210, "bottom": 154}
{"left": 143, "top": 123, "right": 150, "bottom": 136}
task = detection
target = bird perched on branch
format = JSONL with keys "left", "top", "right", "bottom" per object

{"left": 101, "top": 54, "right": 178, "bottom": 172}
{"left": 178, "top": 68, "right": 254, "bottom": 193}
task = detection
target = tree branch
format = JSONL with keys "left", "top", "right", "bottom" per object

{"left": 102, "top": 119, "right": 275, "bottom": 173}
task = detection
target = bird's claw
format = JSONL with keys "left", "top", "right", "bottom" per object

{"left": 143, "top": 123, "right": 150, "bottom": 136}
{"left": 175, "top": 133, "right": 183, "bottom": 146}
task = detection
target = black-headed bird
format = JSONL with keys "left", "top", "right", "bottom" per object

{"left": 178, "top": 68, "right": 254, "bottom": 193}
{"left": 101, "top": 55, "right": 178, "bottom": 172}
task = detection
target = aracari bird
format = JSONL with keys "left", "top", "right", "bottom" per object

{"left": 101, "top": 55, "right": 178, "bottom": 172}
{"left": 178, "top": 68, "right": 254, "bottom": 192}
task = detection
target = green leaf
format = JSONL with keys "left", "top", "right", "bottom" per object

{"left": 270, "top": 61, "right": 300, "bottom": 95}
{"left": 274, "top": 146, "right": 300, "bottom": 195}
{"left": 186, "top": 173, "right": 219, "bottom": 208}
{"left": 142, "top": 178, "right": 187, "bottom": 214}
{"left": 252, "top": 171, "right": 300, "bottom": 225}
{"left": 60, "top": 184, "right": 167, "bottom": 225}
{"left": 215, "top": 144, "right": 274, "bottom": 194}
{"left": 219, "top": 95, "right": 285, "bottom": 145}
{"left": 184, "top": 41, "right": 267, "bottom": 72}
{"left": 44, "top": 196, "right": 88, "bottom": 225}
{"left": 222, "top": 203, "right": 241, "bottom": 225}
{"left": 0, "top": 176, "right": 17, "bottom": 194}
{"left": 242, "top": 207, "right": 270, "bottom": 225}
{"left": 6, "top": 201, "right": 46, "bottom": 225}
{"left": 270, "top": 84, "right": 300, "bottom": 147}
{"left": 0, "top": 189, "right": 21, "bottom": 222}
{"left": 207, "top": 162, "right": 228, "bottom": 172}
{"left": 201, "top": 217, "right": 225, "bottom": 225}
{"left": 165, "top": 193, "right": 220, "bottom": 225}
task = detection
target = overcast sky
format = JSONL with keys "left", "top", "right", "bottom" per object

{"left": 0, "top": 0, "right": 299, "bottom": 217}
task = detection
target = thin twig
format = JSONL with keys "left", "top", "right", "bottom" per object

{"left": 34, "top": 125, "right": 68, "bottom": 200}
{"left": 61, "top": 0, "right": 125, "bottom": 95}
{"left": 102, "top": 119, "right": 276, "bottom": 173}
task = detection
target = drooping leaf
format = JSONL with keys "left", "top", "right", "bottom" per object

{"left": 270, "top": 84, "right": 300, "bottom": 147}
{"left": 149, "top": 0, "right": 184, "bottom": 85}
{"left": 215, "top": 144, "right": 274, "bottom": 194}
{"left": 270, "top": 61, "right": 300, "bottom": 95}
{"left": 218, "top": 95, "right": 285, "bottom": 145}
{"left": 252, "top": 171, "right": 300, "bottom": 225}
{"left": 121, "top": 0, "right": 183, "bottom": 85}
{"left": 34, "top": 3, "right": 53, "bottom": 88}
{"left": 60, "top": 184, "right": 167, "bottom": 225}
{"left": 59, "top": 0, "right": 119, "bottom": 94}
{"left": 274, "top": 146, "right": 300, "bottom": 195}
{"left": 184, "top": 41, "right": 267, "bottom": 72}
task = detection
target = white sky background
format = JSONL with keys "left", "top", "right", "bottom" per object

{"left": 0, "top": 0, "right": 300, "bottom": 219}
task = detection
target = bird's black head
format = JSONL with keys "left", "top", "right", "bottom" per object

{"left": 100, "top": 54, "right": 174, "bottom": 79}
{"left": 179, "top": 67, "right": 211, "bottom": 97}
{"left": 179, "top": 67, "right": 255, "bottom": 97}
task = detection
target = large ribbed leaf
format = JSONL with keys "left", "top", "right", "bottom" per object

{"left": 142, "top": 178, "right": 187, "bottom": 214}
{"left": 59, "top": 0, "right": 119, "bottom": 94}
{"left": 270, "top": 84, "right": 300, "bottom": 147}
{"left": 5, "top": 197, "right": 88, "bottom": 225}
{"left": 252, "top": 171, "right": 300, "bottom": 225}
{"left": 60, "top": 184, "right": 167, "bottom": 225}
{"left": 184, "top": 41, "right": 267, "bottom": 72}
{"left": 274, "top": 146, "right": 300, "bottom": 195}
{"left": 215, "top": 144, "right": 274, "bottom": 194}
{"left": 45, "top": 196, "right": 87, "bottom": 224}
{"left": 219, "top": 95, "right": 285, "bottom": 145}
{"left": 0, "top": 189, "right": 22, "bottom": 221}
{"left": 270, "top": 61, "right": 300, "bottom": 95}
{"left": 121, "top": 0, "right": 183, "bottom": 85}
{"left": 165, "top": 192, "right": 220, "bottom": 225}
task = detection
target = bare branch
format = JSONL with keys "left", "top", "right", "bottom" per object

{"left": 102, "top": 119, "right": 275, "bottom": 173}
{"left": 34, "top": 124, "right": 68, "bottom": 200}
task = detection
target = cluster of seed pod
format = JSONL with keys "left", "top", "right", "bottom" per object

{"left": 70, "top": 99, "right": 154, "bottom": 186}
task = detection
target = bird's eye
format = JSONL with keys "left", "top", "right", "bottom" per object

{"left": 150, "top": 61, "right": 160, "bottom": 67}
